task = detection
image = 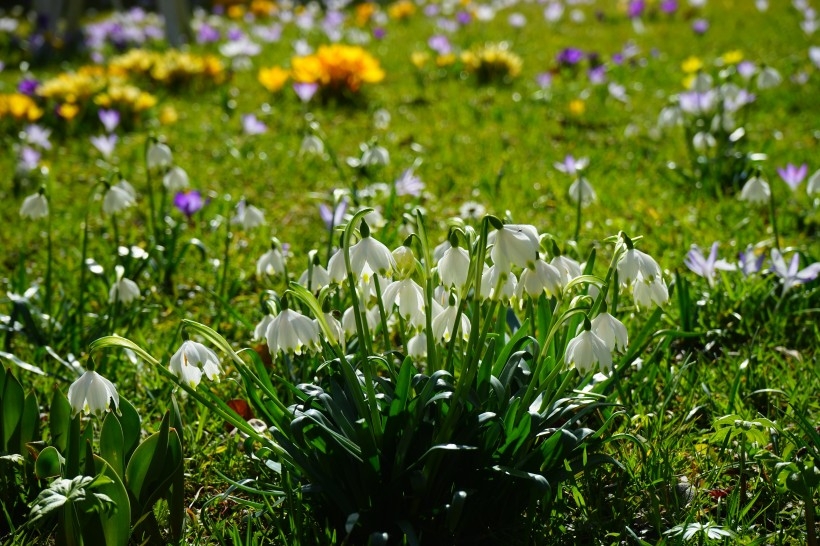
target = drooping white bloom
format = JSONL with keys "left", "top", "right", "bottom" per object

{"left": 169, "top": 340, "right": 222, "bottom": 388}
{"left": 407, "top": 332, "right": 427, "bottom": 361}
{"left": 265, "top": 308, "right": 321, "bottom": 356}
{"left": 232, "top": 200, "right": 266, "bottom": 229}
{"left": 327, "top": 249, "right": 348, "bottom": 284}
{"left": 256, "top": 246, "right": 286, "bottom": 277}
{"left": 617, "top": 248, "right": 662, "bottom": 286}
{"left": 253, "top": 314, "right": 274, "bottom": 341}
{"left": 300, "top": 134, "right": 325, "bottom": 156}
{"left": 739, "top": 175, "right": 770, "bottom": 204}
{"left": 756, "top": 66, "right": 782, "bottom": 89}
{"left": 550, "top": 255, "right": 583, "bottom": 285}
{"left": 298, "top": 263, "right": 330, "bottom": 291}
{"left": 807, "top": 169, "right": 820, "bottom": 196}
{"left": 163, "top": 166, "right": 189, "bottom": 193}
{"left": 382, "top": 278, "right": 426, "bottom": 327}
{"left": 342, "top": 305, "right": 380, "bottom": 337}
{"left": 565, "top": 329, "right": 612, "bottom": 374}
{"left": 657, "top": 106, "right": 683, "bottom": 128}
{"left": 437, "top": 244, "right": 471, "bottom": 290}
{"left": 147, "top": 141, "right": 173, "bottom": 171}
{"left": 349, "top": 232, "right": 397, "bottom": 279}
{"left": 431, "top": 301, "right": 471, "bottom": 343}
{"left": 103, "top": 183, "right": 136, "bottom": 215}
{"left": 108, "top": 265, "right": 140, "bottom": 304}
{"left": 568, "top": 177, "right": 596, "bottom": 206}
{"left": 693, "top": 131, "right": 716, "bottom": 152}
{"left": 633, "top": 277, "right": 669, "bottom": 309}
{"left": 361, "top": 144, "right": 390, "bottom": 166}
{"left": 480, "top": 264, "right": 517, "bottom": 302}
{"left": 20, "top": 191, "right": 49, "bottom": 219}
{"left": 67, "top": 370, "right": 119, "bottom": 417}
{"left": 515, "top": 258, "right": 563, "bottom": 299}
{"left": 316, "top": 312, "right": 345, "bottom": 348}
{"left": 590, "top": 312, "right": 628, "bottom": 352}
{"left": 489, "top": 223, "right": 540, "bottom": 271}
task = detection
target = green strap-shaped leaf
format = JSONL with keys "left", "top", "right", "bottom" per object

{"left": 100, "top": 412, "right": 125, "bottom": 479}
{"left": 2, "top": 368, "right": 24, "bottom": 452}
{"left": 20, "top": 390, "right": 41, "bottom": 451}
{"left": 93, "top": 455, "right": 132, "bottom": 546}
{"left": 49, "top": 387, "right": 72, "bottom": 454}
{"left": 125, "top": 432, "right": 161, "bottom": 517}
{"left": 118, "top": 397, "right": 141, "bottom": 462}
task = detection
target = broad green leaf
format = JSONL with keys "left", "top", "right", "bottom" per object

{"left": 35, "top": 445, "right": 64, "bottom": 478}
{"left": 118, "top": 397, "right": 141, "bottom": 461}
{"left": 92, "top": 456, "right": 131, "bottom": 546}
{"left": 125, "top": 431, "right": 161, "bottom": 515}
{"left": 20, "top": 390, "right": 40, "bottom": 451}
{"left": 2, "top": 368, "right": 24, "bottom": 452}
{"left": 100, "top": 412, "right": 125, "bottom": 479}
{"left": 49, "top": 387, "right": 73, "bottom": 454}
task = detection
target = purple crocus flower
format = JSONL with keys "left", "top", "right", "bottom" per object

{"left": 98, "top": 109, "right": 120, "bottom": 133}
{"left": 197, "top": 23, "right": 221, "bottom": 44}
{"left": 769, "top": 249, "right": 820, "bottom": 294}
{"left": 423, "top": 4, "right": 439, "bottom": 17}
{"left": 395, "top": 168, "right": 424, "bottom": 197}
{"left": 456, "top": 11, "right": 472, "bottom": 25}
{"left": 738, "top": 245, "right": 765, "bottom": 277}
{"left": 554, "top": 154, "right": 589, "bottom": 177}
{"left": 692, "top": 19, "right": 709, "bottom": 34}
{"left": 588, "top": 65, "right": 607, "bottom": 85}
{"left": 227, "top": 27, "right": 245, "bottom": 41}
{"left": 18, "top": 77, "right": 39, "bottom": 96}
{"left": 557, "top": 47, "right": 585, "bottom": 66}
{"left": 373, "top": 27, "right": 386, "bottom": 40}
{"left": 241, "top": 114, "right": 268, "bottom": 135}
{"left": 536, "top": 72, "right": 553, "bottom": 89}
{"left": 18, "top": 146, "right": 41, "bottom": 172}
{"left": 777, "top": 163, "right": 808, "bottom": 191}
{"left": 428, "top": 34, "right": 452, "bottom": 55}
{"left": 660, "top": 0, "right": 678, "bottom": 14}
{"left": 684, "top": 242, "right": 736, "bottom": 287}
{"left": 90, "top": 134, "right": 118, "bottom": 159}
{"left": 319, "top": 198, "right": 349, "bottom": 230}
{"left": 736, "top": 60, "right": 756, "bottom": 80}
{"left": 24, "top": 124, "right": 52, "bottom": 150}
{"left": 611, "top": 53, "right": 625, "bottom": 65}
{"left": 627, "top": 0, "right": 645, "bottom": 18}
{"left": 293, "top": 82, "right": 319, "bottom": 103}
{"left": 173, "top": 190, "right": 205, "bottom": 218}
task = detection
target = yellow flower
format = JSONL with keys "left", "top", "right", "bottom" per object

{"left": 411, "top": 51, "right": 429, "bottom": 69}
{"left": 569, "top": 99, "right": 585, "bottom": 116}
{"left": 292, "top": 44, "right": 384, "bottom": 93}
{"left": 461, "top": 43, "right": 522, "bottom": 83}
{"left": 57, "top": 103, "right": 80, "bottom": 120}
{"left": 1, "top": 94, "right": 44, "bottom": 121}
{"left": 159, "top": 105, "right": 178, "bottom": 125}
{"left": 681, "top": 56, "right": 703, "bottom": 74}
{"left": 134, "top": 92, "right": 157, "bottom": 111}
{"left": 722, "top": 50, "right": 743, "bottom": 65}
{"left": 436, "top": 53, "right": 456, "bottom": 67}
{"left": 227, "top": 4, "right": 246, "bottom": 18}
{"left": 388, "top": 0, "right": 416, "bottom": 20}
{"left": 682, "top": 74, "right": 695, "bottom": 89}
{"left": 258, "top": 66, "right": 290, "bottom": 92}
{"left": 355, "top": 3, "right": 376, "bottom": 26}
{"left": 250, "top": 0, "right": 276, "bottom": 16}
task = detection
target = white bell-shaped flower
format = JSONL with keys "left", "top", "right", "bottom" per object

{"left": 480, "top": 264, "right": 517, "bottom": 302}
{"left": 565, "top": 325, "right": 612, "bottom": 375}
{"left": 739, "top": 175, "right": 770, "bottom": 204}
{"left": 102, "top": 183, "right": 136, "bottom": 215}
{"left": 515, "top": 258, "right": 563, "bottom": 299}
{"left": 550, "top": 255, "right": 583, "bottom": 285}
{"left": 163, "top": 166, "right": 190, "bottom": 192}
{"left": 147, "top": 141, "right": 173, "bottom": 171}
{"left": 489, "top": 223, "right": 539, "bottom": 272}
{"left": 756, "top": 66, "right": 782, "bottom": 89}
{"left": 617, "top": 247, "right": 661, "bottom": 286}
{"left": 590, "top": 311, "right": 628, "bottom": 352}
{"left": 169, "top": 339, "right": 222, "bottom": 389}
{"left": 232, "top": 200, "right": 266, "bottom": 230}
{"left": 349, "top": 222, "right": 397, "bottom": 279}
{"left": 342, "top": 305, "right": 380, "bottom": 337}
{"left": 20, "top": 190, "right": 49, "bottom": 220}
{"left": 805, "top": 169, "right": 820, "bottom": 196}
{"left": 253, "top": 314, "right": 273, "bottom": 341}
{"left": 68, "top": 370, "right": 119, "bottom": 418}
{"left": 299, "top": 264, "right": 330, "bottom": 292}
{"left": 437, "top": 244, "right": 471, "bottom": 291}
{"left": 431, "top": 300, "right": 471, "bottom": 343}
{"left": 633, "top": 277, "right": 669, "bottom": 309}
{"left": 109, "top": 265, "right": 140, "bottom": 304}
{"left": 256, "top": 242, "right": 286, "bottom": 277}
{"left": 568, "top": 177, "right": 596, "bottom": 206}
{"left": 382, "top": 278, "right": 426, "bottom": 326}
{"left": 265, "top": 307, "right": 321, "bottom": 356}
{"left": 316, "top": 312, "right": 345, "bottom": 349}
{"left": 407, "top": 332, "right": 427, "bottom": 361}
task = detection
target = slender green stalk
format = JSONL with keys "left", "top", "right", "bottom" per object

{"left": 768, "top": 180, "right": 781, "bottom": 252}
{"left": 574, "top": 178, "right": 583, "bottom": 243}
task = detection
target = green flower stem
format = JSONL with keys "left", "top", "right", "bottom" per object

{"left": 373, "top": 276, "right": 391, "bottom": 355}
{"left": 143, "top": 139, "right": 158, "bottom": 244}
{"left": 768, "top": 182, "right": 781, "bottom": 253}
{"left": 573, "top": 178, "right": 583, "bottom": 243}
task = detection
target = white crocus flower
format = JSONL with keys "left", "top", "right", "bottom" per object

{"left": 163, "top": 166, "right": 190, "bottom": 192}
{"left": 232, "top": 200, "right": 266, "bottom": 229}
{"left": 515, "top": 258, "right": 563, "bottom": 299}
{"left": 67, "top": 370, "right": 119, "bottom": 418}
{"left": 147, "top": 141, "right": 173, "bottom": 171}
{"left": 565, "top": 327, "right": 612, "bottom": 375}
{"left": 590, "top": 312, "right": 628, "bottom": 352}
{"left": 108, "top": 265, "right": 140, "bottom": 304}
{"left": 739, "top": 175, "right": 770, "bottom": 204}
{"left": 265, "top": 308, "right": 321, "bottom": 356}
{"left": 20, "top": 190, "right": 49, "bottom": 219}
{"left": 437, "top": 244, "right": 471, "bottom": 291}
{"left": 568, "top": 177, "right": 596, "bottom": 206}
{"left": 169, "top": 340, "right": 222, "bottom": 389}
{"left": 489, "top": 223, "right": 540, "bottom": 272}
{"left": 103, "top": 183, "right": 136, "bottom": 215}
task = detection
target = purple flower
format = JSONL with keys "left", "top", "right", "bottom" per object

{"left": 692, "top": 19, "right": 709, "bottom": 34}
{"left": 373, "top": 27, "right": 386, "bottom": 40}
{"left": 554, "top": 154, "right": 589, "bottom": 177}
{"left": 242, "top": 114, "right": 268, "bottom": 135}
{"left": 18, "top": 146, "right": 41, "bottom": 172}
{"left": 611, "top": 53, "right": 625, "bottom": 65}
{"left": 18, "top": 77, "right": 39, "bottom": 96}
{"left": 627, "top": 0, "right": 645, "bottom": 18}
{"left": 660, "top": 0, "right": 678, "bottom": 14}
{"left": 90, "top": 134, "right": 118, "bottom": 159}
{"left": 252, "top": 23, "right": 282, "bottom": 43}
{"left": 395, "top": 168, "right": 424, "bottom": 197}
{"left": 588, "top": 65, "right": 607, "bottom": 85}
{"left": 424, "top": 4, "right": 439, "bottom": 17}
{"left": 456, "top": 11, "right": 472, "bottom": 25}
{"left": 319, "top": 198, "right": 348, "bottom": 230}
{"left": 227, "top": 27, "right": 245, "bottom": 41}
{"left": 24, "top": 124, "right": 52, "bottom": 150}
{"left": 736, "top": 60, "right": 756, "bottom": 79}
{"left": 428, "top": 34, "right": 452, "bottom": 55}
{"left": 557, "top": 47, "right": 585, "bottom": 66}
{"left": 98, "top": 109, "right": 120, "bottom": 133}
{"left": 684, "top": 242, "right": 736, "bottom": 287}
{"left": 173, "top": 190, "right": 204, "bottom": 218}
{"left": 777, "top": 163, "right": 808, "bottom": 191}
{"left": 293, "top": 82, "right": 319, "bottom": 103}
{"left": 738, "top": 245, "right": 764, "bottom": 277}
{"left": 536, "top": 72, "right": 553, "bottom": 89}
{"left": 197, "top": 23, "right": 221, "bottom": 44}
{"left": 769, "top": 249, "right": 820, "bottom": 294}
